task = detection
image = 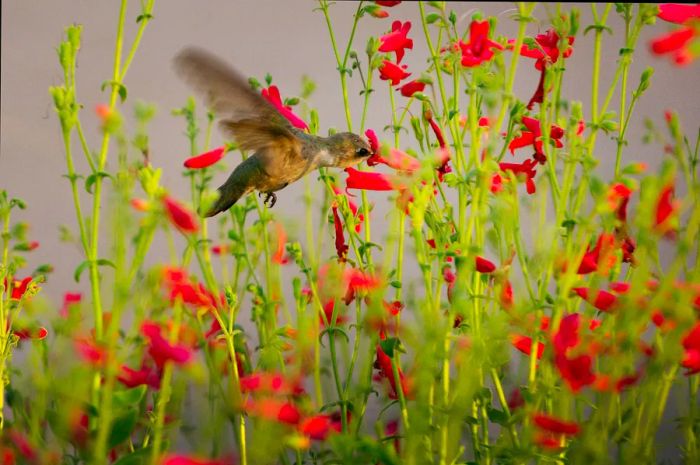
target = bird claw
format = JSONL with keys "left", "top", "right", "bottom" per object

{"left": 259, "top": 191, "right": 277, "bottom": 208}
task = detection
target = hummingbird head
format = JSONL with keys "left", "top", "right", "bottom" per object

{"left": 324, "top": 132, "right": 373, "bottom": 168}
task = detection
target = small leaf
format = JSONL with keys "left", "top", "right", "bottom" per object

{"left": 379, "top": 337, "right": 401, "bottom": 358}
{"left": 73, "top": 260, "right": 90, "bottom": 283}
{"left": 426, "top": 13, "right": 442, "bottom": 24}
{"left": 109, "top": 408, "right": 139, "bottom": 449}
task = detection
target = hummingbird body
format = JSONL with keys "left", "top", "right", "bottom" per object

{"left": 174, "top": 48, "right": 372, "bottom": 217}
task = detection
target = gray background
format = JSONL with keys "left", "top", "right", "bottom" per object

{"left": 1, "top": 1, "right": 697, "bottom": 306}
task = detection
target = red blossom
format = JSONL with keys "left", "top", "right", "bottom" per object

{"left": 365, "top": 129, "right": 379, "bottom": 154}
{"left": 244, "top": 398, "right": 301, "bottom": 425}
{"left": 13, "top": 326, "right": 48, "bottom": 341}
{"left": 374, "top": 341, "right": 411, "bottom": 399}
{"left": 10, "top": 276, "right": 32, "bottom": 300}
{"left": 658, "top": 3, "right": 700, "bottom": 24}
{"left": 553, "top": 313, "right": 580, "bottom": 354}
{"left": 75, "top": 337, "right": 108, "bottom": 366}
{"left": 533, "top": 413, "right": 580, "bottom": 436}
{"left": 508, "top": 116, "right": 564, "bottom": 164}
{"left": 239, "top": 371, "right": 300, "bottom": 395}
{"left": 379, "top": 60, "right": 411, "bottom": 86}
{"left": 345, "top": 167, "right": 398, "bottom": 193}
{"left": 60, "top": 292, "right": 82, "bottom": 317}
{"left": 130, "top": 198, "right": 150, "bottom": 212}
{"left": 375, "top": 0, "right": 401, "bottom": 6}
{"left": 161, "top": 455, "right": 230, "bottom": 465}
{"left": 163, "top": 196, "right": 199, "bottom": 234}
{"left": 272, "top": 222, "right": 289, "bottom": 265}
{"left": 118, "top": 362, "right": 161, "bottom": 389}
{"left": 475, "top": 256, "right": 496, "bottom": 273}
{"left": 682, "top": 322, "right": 700, "bottom": 375}
{"left": 499, "top": 159, "right": 538, "bottom": 194}
{"left": 299, "top": 414, "right": 340, "bottom": 440}
{"left": 261, "top": 85, "right": 309, "bottom": 131}
{"left": 555, "top": 353, "right": 596, "bottom": 392}
{"left": 573, "top": 287, "right": 618, "bottom": 312}
{"left": 367, "top": 148, "right": 421, "bottom": 172}
{"left": 650, "top": 26, "right": 695, "bottom": 66}
{"left": 183, "top": 146, "right": 226, "bottom": 169}
{"left": 332, "top": 204, "right": 349, "bottom": 263}
{"left": 459, "top": 20, "right": 504, "bottom": 67}
{"left": 655, "top": 184, "right": 678, "bottom": 233}
{"left": 577, "top": 233, "right": 617, "bottom": 275}
{"left": 398, "top": 80, "right": 426, "bottom": 97}
{"left": 607, "top": 182, "right": 632, "bottom": 221}
{"left": 141, "top": 321, "right": 192, "bottom": 369}
{"left": 379, "top": 21, "right": 413, "bottom": 64}
{"left": 511, "top": 334, "right": 544, "bottom": 359}
{"left": 211, "top": 244, "right": 230, "bottom": 255}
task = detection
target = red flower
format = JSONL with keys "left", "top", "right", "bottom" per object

{"left": 10, "top": 276, "right": 32, "bottom": 300}
{"left": 211, "top": 244, "right": 230, "bottom": 256}
{"left": 375, "top": 0, "right": 401, "bottom": 6}
{"left": 345, "top": 167, "right": 398, "bottom": 193}
{"left": 299, "top": 414, "right": 340, "bottom": 440}
{"left": 459, "top": 20, "right": 504, "bottom": 67}
{"left": 365, "top": 129, "right": 379, "bottom": 153}
{"left": 163, "top": 196, "right": 199, "bottom": 234}
{"left": 118, "top": 362, "right": 161, "bottom": 389}
{"left": 499, "top": 159, "right": 538, "bottom": 194}
{"left": 332, "top": 204, "right": 349, "bottom": 263}
{"left": 13, "top": 326, "right": 48, "bottom": 341}
{"left": 379, "top": 21, "right": 413, "bottom": 64}
{"left": 555, "top": 353, "right": 596, "bottom": 392}
{"left": 607, "top": 183, "right": 632, "bottom": 222}
{"left": 511, "top": 335, "right": 544, "bottom": 359}
{"left": 577, "top": 233, "right": 617, "bottom": 275}
{"left": 60, "top": 292, "right": 82, "bottom": 317}
{"left": 261, "top": 85, "right": 309, "bottom": 131}
{"left": 650, "top": 26, "right": 696, "bottom": 65}
{"left": 682, "top": 321, "right": 700, "bottom": 375}
{"left": 245, "top": 398, "right": 301, "bottom": 425}
{"left": 162, "top": 455, "right": 230, "bottom": 465}
{"left": 374, "top": 341, "right": 411, "bottom": 399}
{"left": 75, "top": 337, "right": 108, "bottom": 366}
{"left": 475, "top": 256, "right": 496, "bottom": 273}
{"left": 272, "top": 222, "right": 289, "bottom": 265}
{"left": 183, "top": 146, "right": 226, "bottom": 169}
{"left": 342, "top": 268, "right": 382, "bottom": 305}
{"left": 379, "top": 60, "right": 411, "bottom": 86}
{"left": 427, "top": 116, "right": 447, "bottom": 149}
{"left": 240, "top": 371, "right": 300, "bottom": 395}
{"left": 654, "top": 184, "right": 678, "bottom": 233}
{"left": 508, "top": 116, "right": 564, "bottom": 164}
{"left": 533, "top": 413, "right": 580, "bottom": 436}
{"left": 398, "top": 80, "right": 425, "bottom": 97}
{"left": 658, "top": 3, "right": 700, "bottom": 24}
{"left": 130, "top": 198, "right": 150, "bottom": 212}
{"left": 573, "top": 287, "right": 618, "bottom": 312}
{"left": 552, "top": 313, "right": 581, "bottom": 354}
{"left": 141, "top": 321, "right": 192, "bottom": 369}
{"left": 367, "top": 148, "right": 420, "bottom": 172}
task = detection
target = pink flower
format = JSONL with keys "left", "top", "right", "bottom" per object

{"left": 398, "top": 80, "right": 426, "bottom": 97}
{"left": 459, "top": 20, "right": 504, "bottom": 67}
{"left": 163, "top": 196, "right": 199, "bottom": 234}
{"left": 379, "top": 60, "right": 411, "bottom": 86}
{"left": 261, "top": 85, "right": 309, "bottom": 131}
{"left": 183, "top": 146, "right": 226, "bottom": 169}
{"left": 379, "top": 21, "right": 413, "bottom": 64}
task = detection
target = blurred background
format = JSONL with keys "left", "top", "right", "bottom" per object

{"left": 1, "top": 1, "right": 697, "bottom": 308}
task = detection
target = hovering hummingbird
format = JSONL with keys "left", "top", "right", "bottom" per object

{"left": 174, "top": 48, "right": 373, "bottom": 217}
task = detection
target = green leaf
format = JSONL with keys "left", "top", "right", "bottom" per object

{"left": 426, "top": 13, "right": 442, "bottom": 24}
{"left": 112, "top": 447, "right": 150, "bottom": 465}
{"left": 487, "top": 407, "right": 509, "bottom": 425}
{"left": 109, "top": 408, "right": 139, "bottom": 448}
{"left": 112, "top": 386, "right": 147, "bottom": 410}
{"left": 379, "top": 337, "right": 401, "bottom": 358}
{"left": 73, "top": 260, "right": 90, "bottom": 283}
{"left": 85, "top": 171, "right": 112, "bottom": 194}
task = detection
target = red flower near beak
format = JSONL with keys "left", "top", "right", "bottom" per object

{"left": 261, "top": 85, "right": 309, "bottom": 131}
{"left": 379, "top": 20, "right": 413, "bottom": 64}
{"left": 163, "top": 196, "right": 199, "bottom": 234}
{"left": 345, "top": 167, "right": 399, "bottom": 193}
{"left": 459, "top": 20, "right": 504, "bottom": 67}
{"left": 379, "top": 60, "right": 411, "bottom": 86}
{"left": 183, "top": 146, "right": 226, "bottom": 169}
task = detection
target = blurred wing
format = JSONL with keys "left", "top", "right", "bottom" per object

{"left": 174, "top": 47, "right": 296, "bottom": 151}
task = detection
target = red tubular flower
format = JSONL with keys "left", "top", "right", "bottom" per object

{"left": 499, "top": 159, "right": 538, "bottom": 194}
{"left": 655, "top": 184, "right": 678, "bottom": 233}
{"left": 163, "top": 196, "right": 199, "bottom": 234}
{"left": 141, "top": 321, "right": 192, "bottom": 369}
{"left": 682, "top": 322, "right": 700, "bottom": 375}
{"left": 13, "top": 326, "right": 48, "bottom": 341}
{"left": 245, "top": 398, "right": 301, "bottom": 425}
{"left": 658, "top": 3, "right": 700, "bottom": 23}
{"left": 75, "top": 337, "right": 108, "bottom": 366}
{"left": 261, "top": 85, "right": 309, "bottom": 131}
{"left": 508, "top": 116, "right": 564, "bottom": 164}
{"left": 118, "top": 363, "right": 161, "bottom": 389}
{"left": 368, "top": 148, "right": 421, "bottom": 172}
{"left": 375, "top": 0, "right": 401, "bottom": 6}
{"left": 183, "top": 146, "right": 226, "bottom": 169}
{"left": 272, "top": 222, "right": 289, "bottom": 265}
{"left": 533, "top": 413, "right": 580, "bottom": 436}
{"left": 577, "top": 233, "right": 617, "bottom": 275}
{"left": 573, "top": 287, "right": 618, "bottom": 312}
{"left": 475, "top": 256, "right": 496, "bottom": 273}
{"left": 556, "top": 353, "right": 596, "bottom": 392}
{"left": 345, "top": 167, "right": 398, "bottom": 193}
{"left": 398, "top": 80, "right": 425, "bottom": 97}
{"left": 332, "top": 204, "right": 349, "bottom": 263}
{"left": 365, "top": 129, "right": 379, "bottom": 153}
{"left": 379, "top": 20, "right": 413, "bottom": 64}
{"left": 511, "top": 335, "right": 544, "bottom": 359}
{"left": 374, "top": 342, "right": 411, "bottom": 400}
{"left": 162, "top": 455, "right": 229, "bottom": 465}
{"left": 650, "top": 27, "right": 695, "bottom": 63}
{"left": 60, "top": 292, "right": 82, "bottom": 317}
{"left": 459, "top": 20, "right": 504, "bottom": 67}
{"left": 427, "top": 117, "right": 446, "bottom": 149}
{"left": 379, "top": 60, "right": 411, "bottom": 86}
{"left": 10, "top": 276, "right": 32, "bottom": 300}
{"left": 299, "top": 414, "right": 339, "bottom": 440}
{"left": 130, "top": 198, "right": 150, "bottom": 212}
{"left": 607, "top": 183, "right": 632, "bottom": 221}
{"left": 552, "top": 313, "right": 580, "bottom": 354}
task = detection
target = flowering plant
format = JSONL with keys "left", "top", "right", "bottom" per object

{"left": 1, "top": 2, "right": 699, "bottom": 465}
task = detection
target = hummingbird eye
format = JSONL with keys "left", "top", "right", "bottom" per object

{"left": 356, "top": 148, "right": 370, "bottom": 157}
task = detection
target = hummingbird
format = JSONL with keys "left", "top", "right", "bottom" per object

{"left": 174, "top": 47, "right": 373, "bottom": 217}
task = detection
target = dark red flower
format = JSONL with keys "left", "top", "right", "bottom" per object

{"left": 398, "top": 80, "right": 425, "bottom": 97}
{"left": 183, "top": 146, "right": 226, "bottom": 169}
{"left": 577, "top": 233, "right": 617, "bottom": 275}
{"left": 245, "top": 398, "right": 301, "bottom": 425}
{"left": 332, "top": 203, "right": 349, "bottom": 263}
{"left": 163, "top": 196, "right": 199, "bottom": 234}
{"left": 682, "top": 321, "right": 700, "bottom": 375}
{"left": 118, "top": 362, "right": 161, "bottom": 389}
{"left": 345, "top": 167, "right": 398, "bottom": 193}
{"left": 553, "top": 313, "right": 581, "bottom": 354}
{"left": 379, "top": 21, "right": 413, "bottom": 64}
{"left": 261, "top": 85, "right": 309, "bottom": 131}
{"left": 533, "top": 413, "right": 580, "bottom": 436}
{"left": 141, "top": 321, "right": 192, "bottom": 369}
{"left": 658, "top": 4, "right": 700, "bottom": 24}
{"left": 459, "top": 20, "right": 504, "bottom": 67}
{"left": 379, "top": 60, "right": 411, "bottom": 86}
{"left": 475, "top": 256, "right": 496, "bottom": 273}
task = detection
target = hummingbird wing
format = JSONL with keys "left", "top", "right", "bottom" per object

{"left": 173, "top": 47, "right": 300, "bottom": 154}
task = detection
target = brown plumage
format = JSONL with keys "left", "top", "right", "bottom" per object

{"left": 174, "top": 47, "right": 372, "bottom": 217}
